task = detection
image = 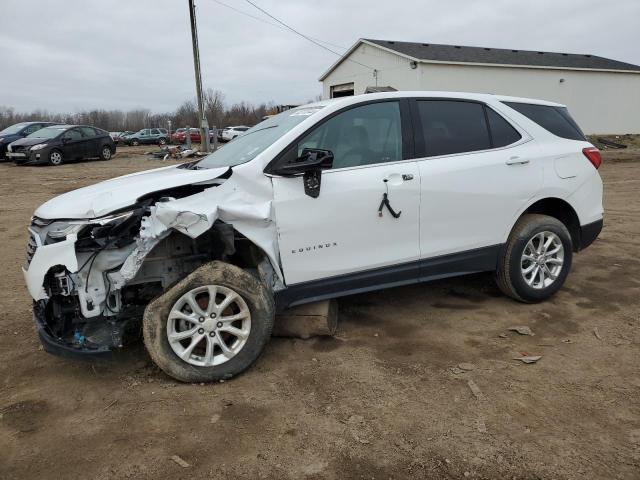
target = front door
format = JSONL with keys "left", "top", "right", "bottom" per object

{"left": 272, "top": 100, "right": 421, "bottom": 285}
{"left": 412, "top": 99, "right": 543, "bottom": 259}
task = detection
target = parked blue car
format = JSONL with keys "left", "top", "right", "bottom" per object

{"left": 0, "top": 122, "right": 56, "bottom": 160}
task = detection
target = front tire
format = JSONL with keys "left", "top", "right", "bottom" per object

{"left": 131, "top": 139, "right": 140, "bottom": 146}
{"left": 143, "top": 261, "right": 275, "bottom": 383}
{"left": 48, "top": 149, "right": 63, "bottom": 166}
{"left": 496, "top": 214, "right": 573, "bottom": 303}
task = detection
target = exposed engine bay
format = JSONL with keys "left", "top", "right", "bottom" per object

{"left": 24, "top": 164, "right": 284, "bottom": 356}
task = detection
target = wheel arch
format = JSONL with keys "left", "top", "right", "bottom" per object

{"left": 516, "top": 197, "right": 581, "bottom": 251}
{"left": 136, "top": 221, "right": 281, "bottom": 292}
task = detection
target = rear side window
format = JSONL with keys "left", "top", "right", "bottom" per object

{"left": 416, "top": 100, "right": 491, "bottom": 157}
{"left": 503, "top": 102, "right": 585, "bottom": 141}
{"left": 80, "top": 127, "right": 96, "bottom": 137}
{"left": 486, "top": 108, "right": 522, "bottom": 147}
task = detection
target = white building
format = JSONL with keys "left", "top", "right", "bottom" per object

{"left": 319, "top": 39, "right": 640, "bottom": 134}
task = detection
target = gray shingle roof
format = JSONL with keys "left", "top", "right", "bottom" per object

{"left": 364, "top": 39, "right": 640, "bottom": 72}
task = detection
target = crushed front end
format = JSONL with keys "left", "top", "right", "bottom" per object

{"left": 23, "top": 207, "right": 236, "bottom": 359}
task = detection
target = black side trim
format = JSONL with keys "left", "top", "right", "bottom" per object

{"left": 579, "top": 219, "right": 603, "bottom": 250}
{"left": 275, "top": 245, "right": 501, "bottom": 311}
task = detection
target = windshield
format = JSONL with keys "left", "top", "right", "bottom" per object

{"left": 197, "top": 106, "right": 324, "bottom": 169}
{"left": 0, "top": 123, "right": 29, "bottom": 135}
{"left": 28, "top": 126, "right": 67, "bottom": 139}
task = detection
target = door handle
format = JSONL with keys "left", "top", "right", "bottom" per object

{"left": 506, "top": 156, "right": 530, "bottom": 165}
{"left": 383, "top": 173, "right": 413, "bottom": 185}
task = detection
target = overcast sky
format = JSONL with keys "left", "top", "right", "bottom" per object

{"left": 1, "top": 0, "right": 639, "bottom": 113}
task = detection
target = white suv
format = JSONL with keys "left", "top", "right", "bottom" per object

{"left": 220, "top": 126, "right": 249, "bottom": 141}
{"left": 23, "top": 91, "right": 603, "bottom": 382}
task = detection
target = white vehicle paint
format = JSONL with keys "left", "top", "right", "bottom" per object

{"left": 220, "top": 126, "right": 250, "bottom": 141}
{"left": 22, "top": 91, "right": 603, "bottom": 371}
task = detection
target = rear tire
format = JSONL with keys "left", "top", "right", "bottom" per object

{"left": 158, "top": 138, "right": 167, "bottom": 146}
{"left": 100, "top": 146, "right": 112, "bottom": 160}
{"left": 496, "top": 214, "right": 573, "bottom": 303}
{"left": 48, "top": 149, "right": 63, "bottom": 166}
{"left": 143, "top": 261, "right": 275, "bottom": 383}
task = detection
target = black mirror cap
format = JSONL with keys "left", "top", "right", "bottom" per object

{"left": 274, "top": 148, "right": 334, "bottom": 176}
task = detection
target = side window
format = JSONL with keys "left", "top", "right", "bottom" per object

{"left": 150, "top": 129, "right": 160, "bottom": 135}
{"left": 80, "top": 127, "right": 96, "bottom": 137}
{"left": 23, "top": 124, "right": 40, "bottom": 135}
{"left": 486, "top": 108, "right": 522, "bottom": 147}
{"left": 63, "top": 129, "right": 84, "bottom": 141}
{"left": 503, "top": 102, "right": 585, "bottom": 141}
{"left": 416, "top": 100, "right": 491, "bottom": 157}
{"left": 297, "top": 101, "right": 403, "bottom": 169}
{"left": 141, "top": 129, "right": 150, "bottom": 136}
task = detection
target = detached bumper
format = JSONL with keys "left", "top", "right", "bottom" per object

{"left": 580, "top": 218, "right": 603, "bottom": 250}
{"left": 34, "top": 301, "right": 114, "bottom": 361}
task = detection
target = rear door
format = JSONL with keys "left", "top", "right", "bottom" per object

{"left": 272, "top": 100, "right": 421, "bottom": 285}
{"left": 61, "top": 128, "right": 87, "bottom": 160}
{"left": 80, "top": 127, "right": 99, "bottom": 157}
{"left": 412, "top": 99, "right": 543, "bottom": 259}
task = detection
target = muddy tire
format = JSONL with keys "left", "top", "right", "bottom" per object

{"left": 143, "top": 261, "right": 274, "bottom": 383}
{"left": 496, "top": 214, "right": 572, "bottom": 303}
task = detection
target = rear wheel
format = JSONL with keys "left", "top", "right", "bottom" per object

{"left": 100, "top": 146, "right": 112, "bottom": 160}
{"left": 158, "top": 137, "right": 167, "bottom": 146}
{"left": 48, "top": 149, "right": 63, "bottom": 166}
{"left": 143, "top": 261, "right": 275, "bottom": 383}
{"left": 496, "top": 214, "right": 572, "bottom": 303}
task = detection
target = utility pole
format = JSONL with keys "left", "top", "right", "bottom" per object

{"left": 188, "top": 0, "right": 210, "bottom": 153}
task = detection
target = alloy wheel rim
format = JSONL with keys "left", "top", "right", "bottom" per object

{"left": 51, "top": 152, "right": 62, "bottom": 164}
{"left": 521, "top": 231, "right": 564, "bottom": 289}
{"left": 102, "top": 148, "right": 111, "bottom": 159}
{"left": 167, "top": 285, "right": 251, "bottom": 367}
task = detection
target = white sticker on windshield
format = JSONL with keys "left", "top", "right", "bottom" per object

{"left": 289, "top": 108, "right": 321, "bottom": 117}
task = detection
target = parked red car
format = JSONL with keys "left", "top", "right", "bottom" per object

{"left": 171, "top": 128, "right": 216, "bottom": 144}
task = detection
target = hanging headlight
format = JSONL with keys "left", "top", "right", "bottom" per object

{"left": 46, "top": 210, "right": 136, "bottom": 240}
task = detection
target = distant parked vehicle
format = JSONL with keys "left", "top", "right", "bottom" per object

{"left": 124, "top": 128, "right": 169, "bottom": 146}
{"left": 220, "top": 126, "right": 249, "bottom": 142}
{"left": 171, "top": 127, "right": 214, "bottom": 144}
{"left": 0, "top": 121, "right": 56, "bottom": 160}
{"left": 7, "top": 125, "right": 116, "bottom": 166}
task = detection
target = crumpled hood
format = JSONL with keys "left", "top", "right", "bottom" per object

{"left": 34, "top": 164, "right": 229, "bottom": 219}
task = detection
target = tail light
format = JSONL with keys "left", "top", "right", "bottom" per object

{"left": 582, "top": 147, "right": 602, "bottom": 169}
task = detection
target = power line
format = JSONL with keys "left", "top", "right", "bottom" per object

{"left": 243, "top": 0, "right": 376, "bottom": 72}
{"left": 209, "top": 0, "right": 347, "bottom": 51}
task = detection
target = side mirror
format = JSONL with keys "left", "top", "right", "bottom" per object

{"left": 274, "top": 148, "right": 334, "bottom": 199}
{"left": 62, "top": 137, "right": 69, "bottom": 143}
{"left": 276, "top": 148, "right": 333, "bottom": 175}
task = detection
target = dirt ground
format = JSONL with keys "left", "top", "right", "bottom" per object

{"left": 1, "top": 145, "right": 639, "bottom": 479}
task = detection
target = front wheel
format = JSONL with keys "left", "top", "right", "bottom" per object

{"left": 496, "top": 214, "right": 573, "bottom": 303}
{"left": 143, "top": 261, "right": 275, "bottom": 383}
{"left": 48, "top": 149, "right": 63, "bottom": 166}
{"left": 131, "top": 139, "right": 140, "bottom": 146}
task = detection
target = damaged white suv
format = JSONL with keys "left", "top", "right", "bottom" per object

{"left": 24, "top": 92, "right": 603, "bottom": 382}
